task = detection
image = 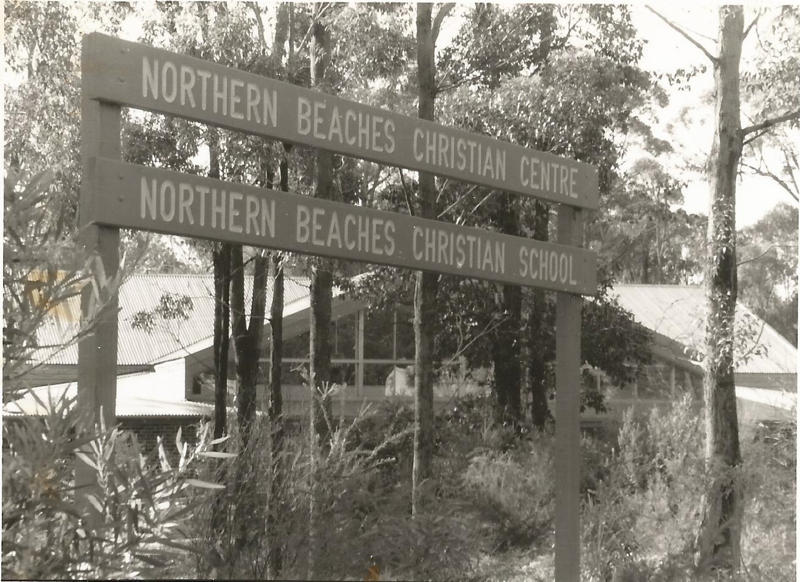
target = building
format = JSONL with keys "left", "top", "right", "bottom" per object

{"left": 598, "top": 284, "right": 797, "bottom": 428}
{"left": 5, "top": 276, "right": 795, "bottom": 442}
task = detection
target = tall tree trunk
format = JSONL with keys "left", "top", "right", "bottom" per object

{"left": 308, "top": 9, "right": 334, "bottom": 578}
{"left": 209, "top": 132, "right": 230, "bottom": 441}
{"left": 695, "top": 5, "right": 744, "bottom": 573}
{"left": 208, "top": 131, "right": 231, "bottom": 551}
{"left": 230, "top": 246, "right": 267, "bottom": 447}
{"left": 267, "top": 147, "right": 290, "bottom": 578}
{"left": 267, "top": 7, "right": 292, "bottom": 575}
{"left": 491, "top": 193, "right": 522, "bottom": 424}
{"left": 230, "top": 158, "right": 270, "bottom": 558}
{"left": 528, "top": 200, "right": 551, "bottom": 428}
{"left": 308, "top": 12, "right": 334, "bottom": 446}
{"left": 412, "top": 2, "right": 445, "bottom": 516}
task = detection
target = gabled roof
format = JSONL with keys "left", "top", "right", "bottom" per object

{"left": 611, "top": 284, "right": 797, "bottom": 375}
{"left": 32, "top": 273, "right": 313, "bottom": 367}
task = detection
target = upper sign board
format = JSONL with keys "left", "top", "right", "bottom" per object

{"left": 87, "top": 158, "right": 597, "bottom": 294}
{"left": 83, "top": 33, "right": 599, "bottom": 210}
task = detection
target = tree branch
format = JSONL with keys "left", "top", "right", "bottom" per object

{"left": 398, "top": 168, "right": 415, "bottom": 217}
{"left": 739, "top": 160, "right": 800, "bottom": 202}
{"left": 741, "top": 109, "right": 800, "bottom": 138}
{"left": 742, "top": 10, "right": 761, "bottom": 40}
{"left": 645, "top": 5, "right": 718, "bottom": 64}
{"left": 432, "top": 3, "right": 456, "bottom": 45}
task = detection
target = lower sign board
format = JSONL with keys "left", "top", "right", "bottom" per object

{"left": 88, "top": 158, "right": 597, "bottom": 294}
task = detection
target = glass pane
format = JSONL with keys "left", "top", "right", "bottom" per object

{"left": 332, "top": 312, "right": 356, "bottom": 359}
{"left": 364, "top": 309, "right": 393, "bottom": 359}
{"left": 283, "top": 330, "right": 310, "bottom": 359}
{"left": 364, "top": 363, "right": 394, "bottom": 387}
{"left": 639, "top": 365, "right": 671, "bottom": 398}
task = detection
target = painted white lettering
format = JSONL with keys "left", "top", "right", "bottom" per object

{"left": 260, "top": 199, "right": 275, "bottom": 238}
{"left": 228, "top": 191, "right": 243, "bottom": 233}
{"left": 197, "top": 70, "right": 212, "bottom": 111}
{"left": 141, "top": 177, "right": 157, "bottom": 219}
{"left": 142, "top": 57, "right": 158, "bottom": 99}
{"left": 246, "top": 83, "right": 261, "bottom": 124}
{"left": 344, "top": 214, "right": 356, "bottom": 250}
{"left": 230, "top": 78, "right": 244, "bottom": 120}
{"left": 178, "top": 182, "right": 194, "bottom": 225}
{"left": 159, "top": 180, "right": 176, "bottom": 222}
{"left": 298, "top": 97, "right": 312, "bottom": 135}
{"left": 161, "top": 61, "right": 178, "bottom": 103}
{"left": 296, "top": 204, "right": 311, "bottom": 243}
{"left": 180, "top": 65, "right": 196, "bottom": 108}
{"left": 313, "top": 101, "right": 326, "bottom": 140}
{"left": 413, "top": 128, "right": 424, "bottom": 162}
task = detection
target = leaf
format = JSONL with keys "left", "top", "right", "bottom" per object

{"left": 209, "top": 434, "right": 230, "bottom": 446}
{"left": 151, "top": 537, "right": 200, "bottom": 553}
{"left": 198, "top": 451, "right": 237, "bottom": 459}
{"left": 186, "top": 478, "right": 225, "bottom": 490}
{"left": 75, "top": 451, "right": 98, "bottom": 471}
{"left": 133, "top": 552, "right": 167, "bottom": 568}
{"left": 175, "top": 426, "right": 183, "bottom": 453}
{"left": 86, "top": 493, "right": 104, "bottom": 514}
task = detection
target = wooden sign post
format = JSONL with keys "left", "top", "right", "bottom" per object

{"left": 555, "top": 206, "right": 583, "bottom": 581}
{"left": 78, "top": 33, "right": 596, "bottom": 580}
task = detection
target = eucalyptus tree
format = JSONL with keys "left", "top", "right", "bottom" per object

{"left": 3, "top": 2, "right": 134, "bottom": 394}
{"left": 434, "top": 4, "right": 654, "bottom": 425}
{"left": 646, "top": 5, "right": 800, "bottom": 572}
{"left": 594, "top": 158, "right": 706, "bottom": 285}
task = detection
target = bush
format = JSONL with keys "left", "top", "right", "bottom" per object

{"left": 582, "top": 395, "right": 707, "bottom": 580}
{"left": 463, "top": 432, "right": 555, "bottom": 550}
{"left": 740, "top": 420, "right": 796, "bottom": 580}
{"left": 2, "top": 393, "right": 227, "bottom": 579}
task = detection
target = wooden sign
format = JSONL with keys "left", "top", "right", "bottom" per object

{"left": 88, "top": 158, "right": 597, "bottom": 294}
{"left": 82, "top": 33, "right": 599, "bottom": 210}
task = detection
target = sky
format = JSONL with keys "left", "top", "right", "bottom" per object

{"left": 107, "top": 3, "right": 798, "bottom": 227}
{"left": 629, "top": 4, "right": 797, "bottom": 227}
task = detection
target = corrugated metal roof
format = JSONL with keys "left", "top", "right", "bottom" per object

{"left": 32, "top": 274, "right": 312, "bottom": 367}
{"left": 611, "top": 284, "right": 797, "bottom": 375}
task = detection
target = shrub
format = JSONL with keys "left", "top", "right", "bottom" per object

{"left": 740, "top": 420, "right": 796, "bottom": 580}
{"left": 2, "top": 393, "right": 227, "bottom": 579}
{"left": 463, "top": 432, "right": 555, "bottom": 550}
{"left": 582, "top": 395, "right": 706, "bottom": 580}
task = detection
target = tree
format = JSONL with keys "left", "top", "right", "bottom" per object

{"left": 308, "top": 6, "right": 336, "bottom": 446}
{"left": 738, "top": 203, "right": 798, "bottom": 343}
{"left": 647, "top": 5, "right": 800, "bottom": 572}
{"left": 411, "top": 2, "right": 454, "bottom": 517}
{"left": 593, "top": 157, "right": 706, "bottom": 285}
{"left": 3, "top": 2, "right": 133, "bottom": 397}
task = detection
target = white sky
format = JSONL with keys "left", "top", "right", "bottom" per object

{"left": 93, "top": 3, "right": 800, "bottom": 227}
{"left": 630, "top": 4, "right": 798, "bottom": 226}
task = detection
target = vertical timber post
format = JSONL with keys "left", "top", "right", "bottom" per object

{"left": 76, "top": 37, "right": 121, "bottom": 512}
{"left": 555, "top": 205, "right": 582, "bottom": 581}
{"left": 356, "top": 309, "right": 365, "bottom": 397}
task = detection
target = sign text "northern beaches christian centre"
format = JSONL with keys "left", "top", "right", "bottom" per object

{"left": 83, "top": 33, "right": 598, "bottom": 210}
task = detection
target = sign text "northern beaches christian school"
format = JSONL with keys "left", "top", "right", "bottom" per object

{"left": 89, "top": 159, "right": 596, "bottom": 294}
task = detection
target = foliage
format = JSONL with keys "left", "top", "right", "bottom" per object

{"left": 582, "top": 396, "right": 709, "bottom": 579}
{"left": 182, "top": 393, "right": 478, "bottom": 580}
{"left": 2, "top": 169, "right": 124, "bottom": 398}
{"left": 592, "top": 158, "right": 707, "bottom": 284}
{"left": 130, "top": 292, "right": 195, "bottom": 334}
{"left": 463, "top": 434, "right": 555, "bottom": 551}
{"left": 2, "top": 393, "right": 227, "bottom": 579}
{"left": 738, "top": 202, "right": 798, "bottom": 343}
